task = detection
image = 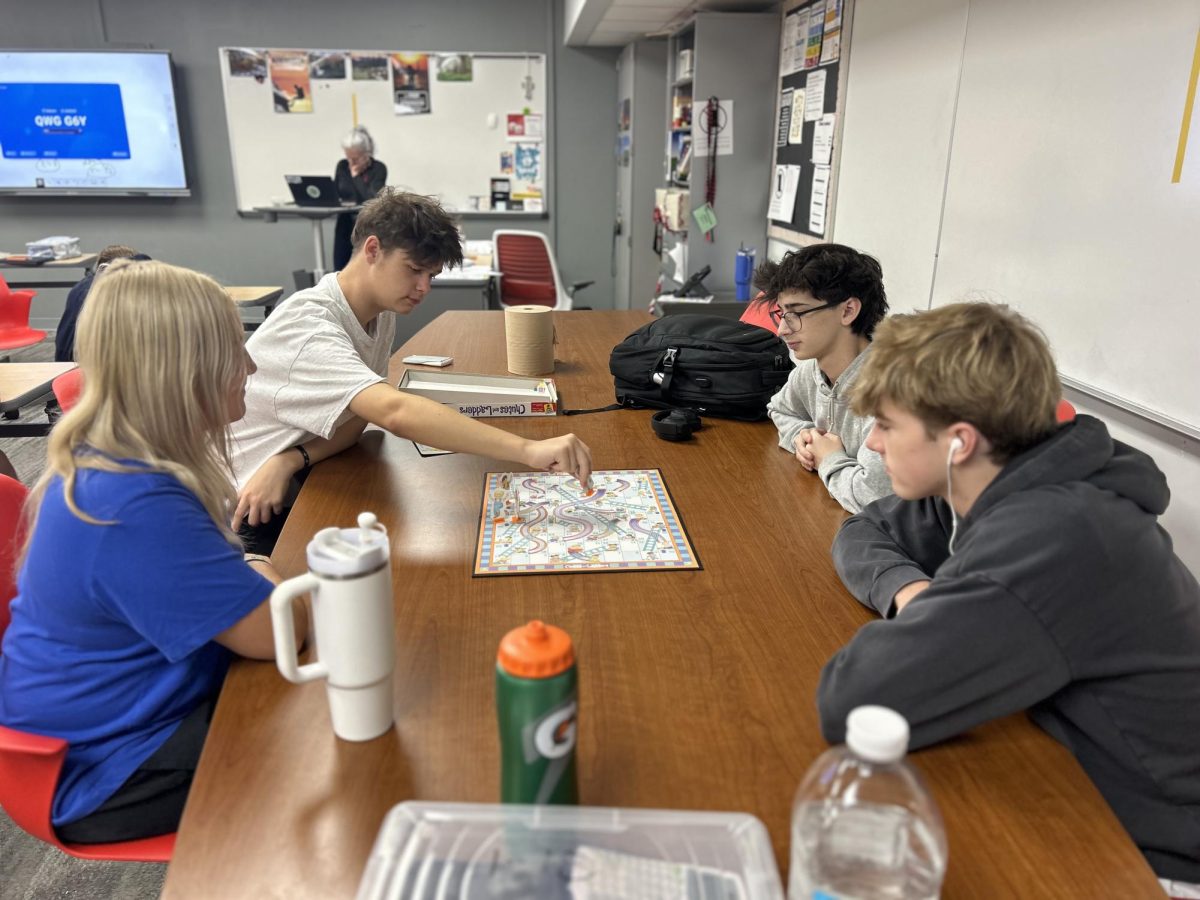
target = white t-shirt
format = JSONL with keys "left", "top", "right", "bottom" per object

{"left": 230, "top": 273, "right": 395, "bottom": 490}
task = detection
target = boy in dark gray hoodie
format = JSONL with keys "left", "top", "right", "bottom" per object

{"left": 820, "top": 301, "right": 1200, "bottom": 889}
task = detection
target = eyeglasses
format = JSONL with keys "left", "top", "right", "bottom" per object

{"left": 768, "top": 301, "right": 842, "bottom": 330}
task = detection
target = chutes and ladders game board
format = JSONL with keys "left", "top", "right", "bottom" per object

{"left": 474, "top": 469, "right": 700, "bottom": 576}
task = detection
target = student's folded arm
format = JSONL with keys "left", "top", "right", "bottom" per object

{"left": 234, "top": 416, "right": 369, "bottom": 527}
{"left": 816, "top": 576, "right": 1070, "bottom": 748}
{"left": 215, "top": 560, "right": 310, "bottom": 660}
{"left": 767, "top": 384, "right": 816, "bottom": 452}
{"left": 347, "top": 383, "right": 593, "bottom": 484}
{"left": 832, "top": 495, "right": 952, "bottom": 616}
{"left": 816, "top": 443, "right": 893, "bottom": 515}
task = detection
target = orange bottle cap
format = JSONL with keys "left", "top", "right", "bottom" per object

{"left": 497, "top": 620, "right": 575, "bottom": 678}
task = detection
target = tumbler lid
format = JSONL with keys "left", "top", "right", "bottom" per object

{"left": 305, "top": 512, "right": 389, "bottom": 577}
{"left": 497, "top": 620, "right": 575, "bottom": 678}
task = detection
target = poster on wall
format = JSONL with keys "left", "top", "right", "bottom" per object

{"left": 436, "top": 54, "right": 473, "bottom": 82}
{"left": 351, "top": 52, "right": 389, "bottom": 81}
{"left": 227, "top": 48, "right": 266, "bottom": 79}
{"left": 804, "top": 1, "right": 825, "bottom": 69}
{"left": 391, "top": 53, "right": 431, "bottom": 115}
{"left": 500, "top": 150, "right": 514, "bottom": 174}
{"left": 507, "top": 112, "right": 543, "bottom": 140}
{"left": 269, "top": 51, "right": 313, "bottom": 113}
{"left": 514, "top": 143, "right": 541, "bottom": 182}
{"left": 309, "top": 51, "right": 346, "bottom": 79}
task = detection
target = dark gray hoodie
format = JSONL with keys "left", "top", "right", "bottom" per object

{"left": 822, "top": 415, "right": 1200, "bottom": 881}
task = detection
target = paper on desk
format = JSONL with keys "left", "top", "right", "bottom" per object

{"left": 812, "top": 114, "right": 836, "bottom": 166}
{"left": 809, "top": 165, "right": 831, "bottom": 235}
{"left": 768, "top": 165, "right": 801, "bottom": 222}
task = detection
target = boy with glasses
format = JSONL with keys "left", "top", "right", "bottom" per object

{"left": 230, "top": 189, "right": 592, "bottom": 556}
{"left": 820, "top": 302, "right": 1200, "bottom": 891}
{"left": 757, "top": 243, "right": 891, "bottom": 512}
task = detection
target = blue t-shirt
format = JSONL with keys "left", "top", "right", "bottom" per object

{"left": 0, "top": 467, "right": 272, "bottom": 825}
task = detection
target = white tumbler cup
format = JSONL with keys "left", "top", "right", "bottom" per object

{"left": 270, "top": 512, "right": 395, "bottom": 741}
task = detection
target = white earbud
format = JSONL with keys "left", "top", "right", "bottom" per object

{"left": 946, "top": 437, "right": 964, "bottom": 555}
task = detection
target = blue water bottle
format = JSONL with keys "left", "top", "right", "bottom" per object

{"left": 735, "top": 245, "right": 756, "bottom": 301}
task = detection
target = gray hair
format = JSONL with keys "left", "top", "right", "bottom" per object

{"left": 341, "top": 125, "right": 375, "bottom": 155}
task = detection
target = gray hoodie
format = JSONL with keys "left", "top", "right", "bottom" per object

{"left": 766, "top": 346, "right": 891, "bottom": 513}
{"left": 822, "top": 415, "right": 1200, "bottom": 881}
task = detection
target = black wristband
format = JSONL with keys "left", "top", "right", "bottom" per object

{"left": 293, "top": 444, "right": 311, "bottom": 471}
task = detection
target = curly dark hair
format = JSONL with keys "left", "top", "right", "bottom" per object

{"left": 752, "top": 243, "right": 888, "bottom": 338}
{"left": 351, "top": 188, "right": 464, "bottom": 269}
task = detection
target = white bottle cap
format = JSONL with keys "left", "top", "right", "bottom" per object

{"left": 845, "top": 706, "right": 910, "bottom": 764}
{"left": 305, "top": 512, "right": 389, "bottom": 578}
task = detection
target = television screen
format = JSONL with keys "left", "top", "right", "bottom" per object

{"left": 0, "top": 50, "right": 189, "bottom": 196}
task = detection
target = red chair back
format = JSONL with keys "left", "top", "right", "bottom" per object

{"left": 0, "top": 473, "right": 175, "bottom": 861}
{"left": 1056, "top": 399, "right": 1076, "bottom": 423}
{"left": 494, "top": 232, "right": 557, "bottom": 308}
{"left": 0, "top": 474, "right": 28, "bottom": 639}
{"left": 0, "top": 289, "right": 47, "bottom": 351}
{"left": 52, "top": 369, "right": 84, "bottom": 413}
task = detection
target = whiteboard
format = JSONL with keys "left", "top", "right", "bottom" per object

{"left": 218, "top": 49, "right": 547, "bottom": 213}
{"left": 928, "top": 0, "right": 1200, "bottom": 429}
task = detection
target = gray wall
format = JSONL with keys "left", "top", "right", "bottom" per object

{"left": 0, "top": 0, "right": 619, "bottom": 325}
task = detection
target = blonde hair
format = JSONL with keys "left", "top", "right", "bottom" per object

{"left": 24, "top": 259, "right": 246, "bottom": 552}
{"left": 852, "top": 302, "right": 1061, "bottom": 462}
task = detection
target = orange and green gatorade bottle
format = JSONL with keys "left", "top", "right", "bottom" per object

{"left": 496, "top": 620, "right": 579, "bottom": 804}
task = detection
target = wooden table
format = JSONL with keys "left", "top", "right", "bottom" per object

{"left": 0, "top": 253, "right": 98, "bottom": 290}
{"left": 227, "top": 286, "right": 285, "bottom": 330}
{"left": 162, "top": 312, "right": 1162, "bottom": 899}
{"left": 0, "top": 362, "right": 75, "bottom": 437}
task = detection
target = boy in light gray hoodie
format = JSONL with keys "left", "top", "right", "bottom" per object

{"left": 758, "top": 244, "right": 892, "bottom": 513}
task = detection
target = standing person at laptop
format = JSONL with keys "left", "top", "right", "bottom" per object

{"left": 333, "top": 125, "right": 387, "bottom": 271}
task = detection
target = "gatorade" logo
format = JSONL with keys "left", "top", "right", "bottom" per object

{"left": 533, "top": 699, "right": 577, "bottom": 760}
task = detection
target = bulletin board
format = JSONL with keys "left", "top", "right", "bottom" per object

{"left": 766, "top": 0, "right": 853, "bottom": 242}
{"left": 218, "top": 48, "right": 548, "bottom": 214}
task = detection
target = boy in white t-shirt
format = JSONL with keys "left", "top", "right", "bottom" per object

{"left": 230, "top": 189, "right": 592, "bottom": 555}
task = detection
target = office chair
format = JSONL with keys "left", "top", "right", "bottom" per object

{"left": 51, "top": 369, "right": 83, "bottom": 414}
{"left": 1056, "top": 399, "right": 1076, "bottom": 423}
{"left": 0, "top": 275, "right": 47, "bottom": 353}
{"left": 0, "top": 474, "right": 176, "bottom": 862}
{"left": 491, "top": 230, "right": 592, "bottom": 311}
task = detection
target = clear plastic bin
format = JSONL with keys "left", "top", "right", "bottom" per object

{"left": 356, "top": 802, "right": 785, "bottom": 900}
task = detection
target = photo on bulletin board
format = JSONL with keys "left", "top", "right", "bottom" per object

{"left": 436, "top": 53, "right": 473, "bottom": 82}
{"left": 227, "top": 48, "right": 266, "bottom": 79}
{"left": 269, "top": 51, "right": 312, "bottom": 114}
{"left": 309, "top": 51, "right": 346, "bottom": 79}
{"left": 391, "top": 53, "right": 431, "bottom": 115}
{"left": 351, "top": 52, "right": 388, "bottom": 81}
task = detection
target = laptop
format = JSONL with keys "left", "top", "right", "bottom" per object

{"left": 284, "top": 175, "right": 345, "bottom": 207}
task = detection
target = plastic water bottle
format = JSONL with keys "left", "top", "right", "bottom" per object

{"left": 789, "top": 706, "right": 947, "bottom": 900}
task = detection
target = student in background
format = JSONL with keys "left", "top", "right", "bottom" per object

{"left": 0, "top": 259, "right": 302, "bottom": 843}
{"left": 55, "top": 245, "right": 148, "bottom": 362}
{"left": 759, "top": 244, "right": 891, "bottom": 513}
{"left": 333, "top": 125, "right": 388, "bottom": 271}
{"left": 820, "top": 302, "right": 1200, "bottom": 890}
{"left": 231, "top": 189, "right": 591, "bottom": 557}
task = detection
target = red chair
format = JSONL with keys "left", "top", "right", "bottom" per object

{"left": 492, "top": 230, "right": 593, "bottom": 310}
{"left": 0, "top": 275, "right": 47, "bottom": 352}
{"left": 0, "top": 474, "right": 175, "bottom": 862}
{"left": 1056, "top": 399, "right": 1076, "bottom": 423}
{"left": 52, "top": 369, "right": 83, "bottom": 413}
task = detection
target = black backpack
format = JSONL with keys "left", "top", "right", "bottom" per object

{"left": 607, "top": 315, "right": 793, "bottom": 421}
